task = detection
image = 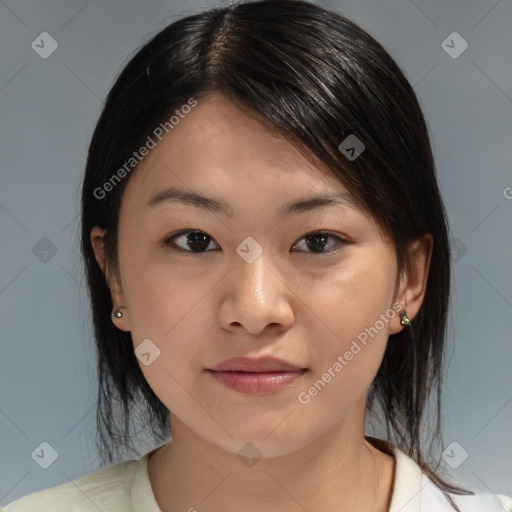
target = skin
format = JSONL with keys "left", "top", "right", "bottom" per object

{"left": 91, "top": 93, "right": 433, "bottom": 512}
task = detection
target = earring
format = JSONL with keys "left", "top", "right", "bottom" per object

{"left": 400, "top": 310, "right": 410, "bottom": 326}
{"left": 111, "top": 307, "right": 124, "bottom": 319}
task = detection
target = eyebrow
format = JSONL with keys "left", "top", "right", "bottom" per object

{"left": 146, "top": 186, "right": 359, "bottom": 217}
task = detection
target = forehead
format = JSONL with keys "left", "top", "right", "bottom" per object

{"left": 120, "top": 93, "right": 359, "bottom": 218}
{"left": 166, "top": 94, "right": 323, "bottom": 173}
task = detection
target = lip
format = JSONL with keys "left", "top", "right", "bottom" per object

{"left": 207, "top": 356, "right": 307, "bottom": 394}
{"left": 210, "top": 356, "right": 304, "bottom": 372}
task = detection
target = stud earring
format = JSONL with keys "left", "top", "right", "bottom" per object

{"left": 111, "top": 306, "right": 124, "bottom": 320}
{"left": 400, "top": 310, "right": 410, "bottom": 326}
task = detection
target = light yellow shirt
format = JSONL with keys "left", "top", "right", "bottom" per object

{"left": 2, "top": 444, "right": 511, "bottom": 511}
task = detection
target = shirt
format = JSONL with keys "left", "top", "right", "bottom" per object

{"left": 2, "top": 442, "right": 511, "bottom": 511}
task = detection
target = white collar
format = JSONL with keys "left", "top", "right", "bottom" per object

{"left": 372, "top": 438, "right": 511, "bottom": 512}
{"left": 134, "top": 440, "right": 510, "bottom": 512}
{"left": 387, "top": 444, "right": 425, "bottom": 511}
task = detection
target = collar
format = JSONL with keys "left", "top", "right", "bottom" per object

{"left": 131, "top": 440, "right": 445, "bottom": 512}
{"left": 365, "top": 436, "right": 423, "bottom": 511}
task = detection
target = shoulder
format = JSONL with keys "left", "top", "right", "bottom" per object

{"left": 454, "top": 492, "right": 512, "bottom": 512}
{"left": 0, "top": 457, "right": 141, "bottom": 512}
{"left": 369, "top": 437, "right": 512, "bottom": 512}
{"left": 420, "top": 473, "right": 512, "bottom": 512}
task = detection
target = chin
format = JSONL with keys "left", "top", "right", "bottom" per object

{"left": 202, "top": 422, "right": 319, "bottom": 460}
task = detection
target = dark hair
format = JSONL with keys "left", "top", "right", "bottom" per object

{"left": 80, "top": 0, "right": 470, "bottom": 508}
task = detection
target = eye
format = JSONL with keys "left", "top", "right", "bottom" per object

{"left": 291, "top": 231, "right": 347, "bottom": 254}
{"left": 163, "top": 230, "right": 347, "bottom": 255}
{"left": 164, "top": 230, "right": 219, "bottom": 253}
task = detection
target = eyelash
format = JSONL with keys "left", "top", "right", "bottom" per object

{"left": 162, "top": 230, "right": 348, "bottom": 255}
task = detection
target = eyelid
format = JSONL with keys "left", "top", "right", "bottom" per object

{"left": 162, "top": 229, "right": 349, "bottom": 255}
{"left": 291, "top": 231, "right": 348, "bottom": 254}
{"left": 163, "top": 230, "right": 220, "bottom": 254}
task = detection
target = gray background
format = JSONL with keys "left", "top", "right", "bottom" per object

{"left": 1, "top": 0, "right": 511, "bottom": 506}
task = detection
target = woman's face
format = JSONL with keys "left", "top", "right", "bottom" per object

{"left": 92, "top": 93, "right": 422, "bottom": 458}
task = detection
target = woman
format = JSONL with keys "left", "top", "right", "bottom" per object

{"left": 2, "top": 0, "right": 510, "bottom": 510}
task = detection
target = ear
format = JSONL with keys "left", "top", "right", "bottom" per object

{"left": 389, "top": 233, "right": 433, "bottom": 334}
{"left": 90, "top": 225, "right": 131, "bottom": 332}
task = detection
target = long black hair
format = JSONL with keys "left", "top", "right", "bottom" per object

{"left": 80, "top": 1, "right": 470, "bottom": 508}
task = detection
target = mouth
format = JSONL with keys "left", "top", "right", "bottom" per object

{"left": 207, "top": 356, "right": 307, "bottom": 394}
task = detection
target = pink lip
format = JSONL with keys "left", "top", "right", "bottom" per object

{"left": 210, "top": 356, "right": 303, "bottom": 372}
{"left": 207, "top": 356, "right": 307, "bottom": 394}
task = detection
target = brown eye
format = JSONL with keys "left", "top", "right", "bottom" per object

{"left": 165, "top": 230, "right": 219, "bottom": 253}
{"left": 163, "top": 230, "right": 347, "bottom": 255}
{"left": 292, "top": 232, "right": 346, "bottom": 254}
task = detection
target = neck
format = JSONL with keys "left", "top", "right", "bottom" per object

{"left": 147, "top": 404, "right": 395, "bottom": 512}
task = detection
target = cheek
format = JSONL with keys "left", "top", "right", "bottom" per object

{"left": 124, "top": 267, "right": 211, "bottom": 371}
{"left": 118, "top": 237, "right": 205, "bottom": 337}
{"left": 114, "top": 248, "right": 203, "bottom": 398}
{"left": 128, "top": 305, "right": 210, "bottom": 426}
{"left": 297, "top": 249, "right": 396, "bottom": 389}
{"left": 305, "top": 248, "right": 395, "bottom": 331}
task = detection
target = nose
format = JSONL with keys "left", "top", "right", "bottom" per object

{"left": 218, "top": 249, "right": 295, "bottom": 336}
